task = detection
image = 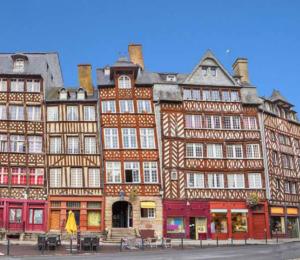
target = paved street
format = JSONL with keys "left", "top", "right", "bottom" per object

{"left": 2, "top": 242, "right": 300, "bottom": 260}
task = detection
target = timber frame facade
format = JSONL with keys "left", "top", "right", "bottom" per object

{"left": 260, "top": 91, "right": 300, "bottom": 238}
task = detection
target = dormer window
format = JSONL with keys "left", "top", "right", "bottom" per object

{"left": 77, "top": 89, "right": 86, "bottom": 100}
{"left": 166, "top": 75, "right": 177, "bottom": 82}
{"left": 118, "top": 75, "right": 131, "bottom": 89}
{"left": 210, "top": 67, "right": 217, "bottom": 77}
{"left": 202, "top": 66, "right": 208, "bottom": 76}
{"left": 13, "top": 58, "right": 25, "bottom": 72}
{"left": 59, "top": 89, "right": 68, "bottom": 100}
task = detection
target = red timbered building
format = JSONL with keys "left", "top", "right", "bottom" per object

{"left": 0, "top": 53, "right": 63, "bottom": 237}
{"left": 260, "top": 90, "right": 300, "bottom": 238}
{"left": 97, "top": 44, "right": 163, "bottom": 238}
{"left": 156, "top": 51, "right": 270, "bottom": 240}
{"left": 46, "top": 65, "right": 104, "bottom": 232}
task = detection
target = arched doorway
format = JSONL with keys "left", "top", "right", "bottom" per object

{"left": 112, "top": 201, "right": 133, "bottom": 228}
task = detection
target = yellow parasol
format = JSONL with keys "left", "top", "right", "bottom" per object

{"left": 65, "top": 210, "right": 77, "bottom": 235}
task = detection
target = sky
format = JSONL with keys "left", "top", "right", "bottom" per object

{"left": 0, "top": 0, "right": 299, "bottom": 109}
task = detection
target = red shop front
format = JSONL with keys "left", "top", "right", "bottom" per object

{"left": 163, "top": 200, "right": 210, "bottom": 239}
{"left": 210, "top": 201, "right": 270, "bottom": 240}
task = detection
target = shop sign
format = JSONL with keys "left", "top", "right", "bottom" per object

{"left": 271, "top": 207, "right": 284, "bottom": 214}
{"left": 287, "top": 208, "right": 298, "bottom": 215}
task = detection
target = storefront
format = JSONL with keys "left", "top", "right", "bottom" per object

{"left": 270, "top": 206, "right": 300, "bottom": 238}
{"left": 163, "top": 200, "right": 210, "bottom": 239}
{"left": 48, "top": 196, "right": 104, "bottom": 232}
{"left": 210, "top": 201, "right": 270, "bottom": 240}
{"left": 0, "top": 199, "right": 47, "bottom": 233}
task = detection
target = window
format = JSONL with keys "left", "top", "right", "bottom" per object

{"left": 290, "top": 182, "right": 297, "bottom": 194}
{"left": 88, "top": 168, "right": 100, "bottom": 187}
{"left": 223, "top": 116, "right": 241, "bottom": 129}
{"left": 119, "top": 100, "right": 134, "bottom": 113}
{"left": 185, "top": 115, "right": 202, "bottom": 128}
{"left": 26, "top": 80, "right": 40, "bottom": 92}
{"left": 246, "top": 144, "right": 260, "bottom": 159}
{"left": 248, "top": 173, "right": 262, "bottom": 188}
{"left": 29, "top": 168, "right": 44, "bottom": 185}
{"left": 77, "top": 89, "right": 85, "bottom": 100}
{"left": 28, "top": 136, "right": 43, "bottom": 153}
{"left": 0, "top": 105, "right": 7, "bottom": 119}
{"left": 0, "top": 167, "right": 8, "bottom": 184}
{"left": 211, "top": 90, "right": 220, "bottom": 101}
{"left": 50, "top": 137, "right": 62, "bottom": 154}
{"left": 232, "top": 212, "right": 247, "bottom": 232}
{"left": 141, "top": 208, "right": 155, "bottom": 218}
{"left": 84, "top": 106, "right": 95, "bottom": 121}
{"left": 118, "top": 75, "right": 131, "bottom": 89}
{"left": 49, "top": 168, "right": 61, "bottom": 187}
{"left": 29, "top": 209, "right": 43, "bottom": 224}
{"left": 0, "top": 79, "right": 7, "bottom": 91}
{"left": 226, "top": 145, "right": 243, "bottom": 159}
{"left": 211, "top": 67, "right": 217, "bottom": 77}
{"left": 222, "top": 91, "right": 231, "bottom": 102}
{"left": 284, "top": 181, "right": 290, "bottom": 193}
{"left": 122, "top": 128, "right": 137, "bottom": 148}
{"left": 278, "top": 134, "right": 291, "bottom": 146}
{"left": 271, "top": 216, "right": 285, "bottom": 234}
{"left": 11, "top": 167, "right": 26, "bottom": 185}
{"left": 211, "top": 213, "right": 227, "bottom": 233}
{"left": 124, "top": 162, "right": 140, "bottom": 183}
{"left": 102, "top": 100, "right": 116, "bottom": 113}
{"left": 166, "top": 74, "right": 177, "bottom": 82}
{"left": 59, "top": 89, "right": 68, "bottom": 100}
{"left": 205, "top": 115, "right": 221, "bottom": 129}
{"left": 202, "top": 90, "right": 211, "bottom": 101}
{"left": 84, "top": 136, "right": 97, "bottom": 154}
{"left": 208, "top": 173, "right": 224, "bottom": 188}
{"left": 70, "top": 168, "right": 83, "bottom": 187}
{"left": 10, "top": 79, "right": 24, "bottom": 92}
{"left": 183, "top": 89, "right": 192, "bottom": 100}
{"left": 9, "top": 105, "right": 24, "bottom": 120}
{"left": 47, "top": 106, "right": 59, "bottom": 121}
{"left": 104, "top": 128, "right": 119, "bottom": 149}
{"left": 0, "top": 134, "right": 7, "bottom": 152}
{"left": 202, "top": 66, "right": 208, "bottom": 76}
{"left": 143, "top": 162, "right": 158, "bottom": 183}
{"left": 227, "top": 174, "right": 245, "bottom": 188}
{"left": 9, "top": 208, "right": 22, "bottom": 224}
{"left": 137, "top": 100, "right": 152, "bottom": 113}
{"left": 140, "top": 128, "right": 155, "bottom": 149}
{"left": 272, "top": 151, "right": 279, "bottom": 166}
{"left": 106, "top": 162, "right": 121, "bottom": 183}
{"left": 67, "top": 136, "right": 80, "bottom": 154}
{"left": 10, "top": 135, "right": 25, "bottom": 153}
{"left": 186, "top": 143, "right": 203, "bottom": 158}
{"left": 243, "top": 116, "right": 257, "bottom": 130}
{"left": 294, "top": 139, "right": 300, "bottom": 149}
{"left": 67, "top": 106, "right": 78, "bottom": 121}
{"left": 282, "top": 154, "right": 294, "bottom": 169}
{"left": 231, "top": 91, "right": 240, "bottom": 102}
{"left": 13, "top": 59, "right": 25, "bottom": 72}
{"left": 275, "top": 178, "right": 280, "bottom": 189}
{"left": 167, "top": 217, "right": 185, "bottom": 233}
{"left": 207, "top": 144, "right": 223, "bottom": 158}
{"left": 27, "top": 106, "right": 41, "bottom": 121}
{"left": 187, "top": 173, "right": 204, "bottom": 188}
{"left": 270, "top": 130, "right": 276, "bottom": 142}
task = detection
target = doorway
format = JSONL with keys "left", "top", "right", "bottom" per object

{"left": 189, "top": 217, "right": 207, "bottom": 239}
{"left": 112, "top": 201, "right": 132, "bottom": 228}
{"left": 287, "top": 217, "right": 300, "bottom": 238}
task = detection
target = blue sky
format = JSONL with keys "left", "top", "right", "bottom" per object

{"left": 0, "top": 0, "right": 299, "bottom": 109}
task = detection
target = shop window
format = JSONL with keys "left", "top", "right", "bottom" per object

{"left": 87, "top": 202, "right": 101, "bottom": 209}
{"left": 87, "top": 211, "right": 101, "bottom": 227}
{"left": 50, "top": 201, "right": 61, "bottom": 208}
{"left": 29, "top": 209, "right": 43, "bottom": 224}
{"left": 211, "top": 213, "right": 227, "bottom": 233}
{"left": 231, "top": 212, "right": 248, "bottom": 232}
{"left": 167, "top": 217, "right": 185, "bottom": 233}
{"left": 271, "top": 216, "right": 285, "bottom": 234}
{"left": 66, "top": 202, "right": 81, "bottom": 208}
{"left": 141, "top": 208, "right": 155, "bottom": 218}
{"left": 9, "top": 208, "right": 22, "bottom": 223}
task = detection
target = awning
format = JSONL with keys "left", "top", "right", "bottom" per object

{"left": 287, "top": 208, "right": 298, "bottom": 215}
{"left": 231, "top": 209, "right": 248, "bottom": 213}
{"left": 211, "top": 209, "right": 227, "bottom": 213}
{"left": 141, "top": 201, "right": 156, "bottom": 209}
{"left": 271, "top": 207, "right": 284, "bottom": 214}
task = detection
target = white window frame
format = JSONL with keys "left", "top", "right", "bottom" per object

{"left": 70, "top": 168, "right": 83, "bottom": 188}
{"left": 186, "top": 143, "right": 203, "bottom": 158}
{"left": 246, "top": 144, "right": 260, "bottom": 159}
{"left": 185, "top": 115, "right": 202, "bottom": 129}
{"left": 226, "top": 145, "right": 243, "bottom": 159}
{"left": 104, "top": 128, "right": 119, "bottom": 149}
{"left": 13, "top": 59, "right": 25, "bottom": 72}
{"left": 143, "top": 162, "right": 158, "bottom": 183}
{"left": 88, "top": 168, "right": 100, "bottom": 187}
{"left": 47, "top": 106, "right": 59, "bottom": 121}
{"left": 67, "top": 106, "right": 79, "bottom": 121}
{"left": 28, "top": 136, "right": 43, "bottom": 153}
{"left": 118, "top": 75, "right": 131, "bottom": 89}
{"left": 205, "top": 115, "right": 221, "bottom": 129}
{"left": 0, "top": 79, "right": 7, "bottom": 91}
{"left": 248, "top": 173, "right": 262, "bottom": 188}
{"left": 227, "top": 174, "right": 245, "bottom": 188}
{"left": 84, "top": 136, "right": 97, "bottom": 154}
{"left": 67, "top": 136, "right": 80, "bottom": 154}
{"left": 10, "top": 79, "right": 24, "bottom": 92}
{"left": 106, "top": 161, "right": 121, "bottom": 183}
{"left": 208, "top": 173, "right": 224, "bottom": 188}
{"left": 26, "top": 79, "right": 40, "bottom": 92}
{"left": 27, "top": 106, "right": 41, "bottom": 121}
{"left": 119, "top": 100, "right": 134, "bottom": 113}
{"left": 243, "top": 116, "right": 257, "bottom": 130}
{"left": 122, "top": 128, "right": 137, "bottom": 149}
{"left": 49, "top": 168, "right": 61, "bottom": 187}
{"left": 137, "top": 100, "right": 152, "bottom": 113}
{"left": 124, "top": 161, "right": 140, "bottom": 183}
{"left": 187, "top": 173, "right": 204, "bottom": 188}
{"left": 83, "top": 106, "right": 96, "bottom": 121}
{"left": 49, "top": 136, "right": 62, "bottom": 154}
{"left": 9, "top": 105, "right": 24, "bottom": 120}
{"left": 0, "top": 104, "right": 7, "bottom": 120}
{"left": 207, "top": 144, "right": 223, "bottom": 158}
{"left": 140, "top": 128, "right": 155, "bottom": 149}
{"left": 0, "top": 134, "right": 8, "bottom": 152}
{"left": 101, "top": 100, "right": 116, "bottom": 113}
{"left": 10, "top": 135, "right": 25, "bottom": 153}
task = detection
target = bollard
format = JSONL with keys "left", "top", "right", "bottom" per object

{"left": 216, "top": 235, "right": 219, "bottom": 247}
{"left": 70, "top": 238, "right": 73, "bottom": 254}
{"left": 264, "top": 229, "right": 267, "bottom": 244}
{"left": 200, "top": 237, "right": 202, "bottom": 248}
{"left": 6, "top": 239, "right": 10, "bottom": 256}
{"left": 181, "top": 237, "right": 184, "bottom": 249}
{"left": 231, "top": 237, "right": 233, "bottom": 246}
{"left": 120, "top": 239, "right": 123, "bottom": 252}
{"left": 142, "top": 238, "right": 144, "bottom": 250}
{"left": 161, "top": 238, "right": 164, "bottom": 249}
{"left": 244, "top": 234, "right": 247, "bottom": 245}
{"left": 276, "top": 229, "right": 278, "bottom": 244}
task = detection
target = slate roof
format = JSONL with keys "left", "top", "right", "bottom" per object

{"left": 269, "top": 89, "right": 292, "bottom": 105}
{"left": 0, "top": 52, "right": 63, "bottom": 88}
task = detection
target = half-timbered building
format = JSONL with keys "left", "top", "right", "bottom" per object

{"left": 155, "top": 51, "right": 270, "bottom": 240}
{"left": 97, "top": 44, "right": 163, "bottom": 238}
{"left": 46, "top": 65, "right": 103, "bottom": 232}
{"left": 260, "top": 90, "right": 300, "bottom": 238}
{"left": 0, "top": 53, "right": 63, "bottom": 237}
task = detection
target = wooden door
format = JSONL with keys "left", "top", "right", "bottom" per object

{"left": 50, "top": 210, "right": 60, "bottom": 230}
{"left": 0, "top": 208, "right": 3, "bottom": 228}
{"left": 252, "top": 213, "right": 266, "bottom": 239}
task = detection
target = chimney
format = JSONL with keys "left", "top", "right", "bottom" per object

{"left": 128, "top": 43, "right": 144, "bottom": 70}
{"left": 78, "top": 64, "right": 93, "bottom": 95}
{"left": 232, "top": 58, "right": 249, "bottom": 83}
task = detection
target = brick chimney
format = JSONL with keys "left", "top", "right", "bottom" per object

{"left": 232, "top": 58, "right": 249, "bottom": 83}
{"left": 128, "top": 43, "right": 144, "bottom": 70}
{"left": 78, "top": 64, "right": 93, "bottom": 95}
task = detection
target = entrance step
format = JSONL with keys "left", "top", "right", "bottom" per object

{"left": 106, "top": 228, "right": 136, "bottom": 243}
